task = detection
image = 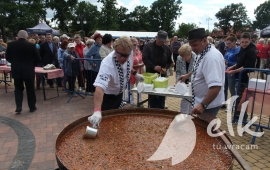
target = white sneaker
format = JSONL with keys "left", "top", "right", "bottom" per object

{"left": 79, "top": 87, "right": 82, "bottom": 91}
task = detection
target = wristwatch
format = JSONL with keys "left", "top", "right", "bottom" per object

{"left": 201, "top": 102, "right": 208, "bottom": 109}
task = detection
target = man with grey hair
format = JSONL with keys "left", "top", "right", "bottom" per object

{"left": 6, "top": 30, "right": 41, "bottom": 113}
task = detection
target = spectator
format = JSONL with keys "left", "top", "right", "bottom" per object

{"left": 53, "top": 36, "right": 60, "bottom": 48}
{"left": 227, "top": 32, "right": 257, "bottom": 122}
{"left": 256, "top": 38, "right": 264, "bottom": 75}
{"left": 6, "top": 30, "right": 41, "bottom": 113}
{"left": 125, "top": 37, "right": 144, "bottom": 104}
{"left": 74, "top": 35, "right": 86, "bottom": 91}
{"left": 176, "top": 44, "right": 196, "bottom": 114}
{"left": 223, "top": 34, "right": 240, "bottom": 108}
{"left": 99, "top": 34, "right": 113, "bottom": 59}
{"left": 218, "top": 37, "right": 227, "bottom": 56}
{"left": 85, "top": 33, "right": 103, "bottom": 93}
{"left": 83, "top": 39, "right": 95, "bottom": 94}
{"left": 171, "top": 36, "right": 181, "bottom": 71}
{"left": 63, "top": 43, "right": 84, "bottom": 92}
{"left": 142, "top": 30, "right": 173, "bottom": 109}
{"left": 39, "top": 33, "right": 60, "bottom": 88}
{"left": 58, "top": 40, "right": 69, "bottom": 90}
{"left": 260, "top": 38, "right": 270, "bottom": 77}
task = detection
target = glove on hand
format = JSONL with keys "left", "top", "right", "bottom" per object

{"left": 88, "top": 110, "right": 102, "bottom": 128}
{"left": 135, "top": 73, "right": 144, "bottom": 82}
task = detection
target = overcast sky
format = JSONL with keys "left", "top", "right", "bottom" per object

{"left": 46, "top": 0, "right": 266, "bottom": 31}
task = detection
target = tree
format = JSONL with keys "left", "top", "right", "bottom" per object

{"left": 253, "top": 0, "right": 270, "bottom": 30}
{"left": 98, "top": 0, "right": 119, "bottom": 30}
{"left": 214, "top": 3, "right": 250, "bottom": 35}
{"left": 175, "top": 23, "right": 197, "bottom": 38}
{"left": 116, "top": 6, "right": 129, "bottom": 31}
{"left": 0, "top": 0, "right": 47, "bottom": 39}
{"left": 130, "top": 6, "right": 151, "bottom": 31}
{"left": 70, "top": 1, "right": 99, "bottom": 36}
{"left": 47, "top": 0, "right": 78, "bottom": 33}
{"left": 148, "top": 0, "right": 182, "bottom": 37}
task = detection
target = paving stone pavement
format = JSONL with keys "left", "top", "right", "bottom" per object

{"left": 0, "top": 74, "right": 269, "bottom": 170}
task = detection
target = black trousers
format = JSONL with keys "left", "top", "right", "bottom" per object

{"left": 173, "top": 53, "right": 178, "bottom": 71}
{"left": 101, "top": 93, "right": 123, "bottom": 111}
{"left": 77, "top": 69, "right": 85, "bottom": 88}
{"left": 85, "top": 70, "right": 91, "bottom": 92}
{"left": 67, "top": 75, "right": 76, "bottom": 91}
{"left": 14, "top": 78, "right": 36, "bottom": 110}
{"left": 89, "top": 70, "right": 98, "bottom": 93}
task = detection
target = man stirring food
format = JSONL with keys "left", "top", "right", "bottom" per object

{"left": 88, "top": 36, "right": 144, "bottom": 128}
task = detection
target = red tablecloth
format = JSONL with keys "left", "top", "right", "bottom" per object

{"left": 238, "top": 88, "right": 270, "bottom": 117}
{"left": 0, "top": 66, "right": 63, "bottom": 79}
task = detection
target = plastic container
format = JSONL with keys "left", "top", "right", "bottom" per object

{"left": 153, "top": 78, "right": 169, "bottom": 88}
{"left": 144, "top": 84, "right": 154, "bottom": 92}
{"left": 142, "top": 73, "right": 158, "bottom": 84}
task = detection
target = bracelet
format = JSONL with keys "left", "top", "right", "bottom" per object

{"left": 94, "top": 108, "right": 102, "bottom": 112}
{"left": 132, "top": 71, "right": 137, "bottom": 75}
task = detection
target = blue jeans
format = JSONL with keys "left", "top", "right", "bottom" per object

{"left": 224, "top": 73, "right": 236, "bottom": 101}
{"left": 149, "top": 95, "right": 165, "bottom": 109}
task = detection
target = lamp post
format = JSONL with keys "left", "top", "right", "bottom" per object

{"left": 206, "top": 17, "right": 212, "bottom": 32}
{"left": 63, "top": 20, "right": 71, "bottom": 33}
{"left": 77, "top": 14, "right": 87, "bottom": 32}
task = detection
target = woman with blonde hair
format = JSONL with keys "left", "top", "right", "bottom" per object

{"left": 176, "top": 44, "right": 196, "bottom": 114}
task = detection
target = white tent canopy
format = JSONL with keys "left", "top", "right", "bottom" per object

{"left": 93, "top": 30, "right": 158, "bottom": 39}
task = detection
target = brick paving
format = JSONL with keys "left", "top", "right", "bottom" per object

{"left": 0, "top": 74, "right": 269, "bottom": 170}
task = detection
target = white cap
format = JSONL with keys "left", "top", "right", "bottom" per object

{"left": 68, "top": 43, "right": 75, "bottom": 48}
{"left": 62, "top": 34, "right": 70, "bottom": 39}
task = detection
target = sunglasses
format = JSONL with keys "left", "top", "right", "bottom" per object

{"left": 115, "top": 50, "right": 130, "bottom": 58}
{"left": 133, "top": 44, "right": 137, "bottom": 46}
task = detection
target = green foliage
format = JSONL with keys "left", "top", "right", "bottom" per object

{"left": 98, "top": 0, "right": 119, "bottom": 30}
{"left": 174, "top": 23, "right": 197, "bottom": 38}
{"left": 69, "top": 1, "right": 99, "bottom": 36}
{"left": 253, "top": 0, "right": 270, "bottom": 30}
{"left": 0, "top": 0, "right": 47, "bottom": 39}
{"left": 47, "top": 0, "right": 78, "bottom": 32}
{"left": 148, "top": 0, "right": 182, "bottom": 37}
{"left": 214, "top": 3, "right": 250, "bottom": 35}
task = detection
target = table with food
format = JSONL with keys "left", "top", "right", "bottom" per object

{"left": 129, "top": 73, "right": 192, "bottom": 107}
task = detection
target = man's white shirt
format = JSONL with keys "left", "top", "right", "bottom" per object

{"left": 94, "top": 50, "right": 133, "bottom": 95}
{"left": 192, "top": 46, "right": 225, "bottom": 109}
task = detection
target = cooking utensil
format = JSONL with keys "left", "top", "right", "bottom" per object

{"left": 84, "top": 126, "right": 98, "bottom": 139}
{"left": 197, "top": 112, "right": 252, "bottom": 170}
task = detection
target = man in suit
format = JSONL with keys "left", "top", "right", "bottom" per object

{"left": 6, "top": 30, "right": 41, "bottom": 113}
{"left": 39, "top": 33, "right": 60, "bottom": 88}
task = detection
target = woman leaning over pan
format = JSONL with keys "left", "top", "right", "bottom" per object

{"left": 176, "top": 44, "right": 196, "bottom": 114}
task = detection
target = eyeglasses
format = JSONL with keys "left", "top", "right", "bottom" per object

{"left": 115, "top": 50, "right": 130, "bottom": 58}
{"left": 133, "top": 44, "right": 137, "bottom": 46}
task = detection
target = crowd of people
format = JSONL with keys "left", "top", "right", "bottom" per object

{"left": 1, "top": 29, "right": 269, "bottom": 124}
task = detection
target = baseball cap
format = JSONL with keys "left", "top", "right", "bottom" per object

{"left": 68, "top": 43, "right": 75, "bottom": 48}
{"left": 62, "top": 34, "right": 70, "bottom": 39}
{"left": 157, "top": 30, "right": 168, "bottom": 43}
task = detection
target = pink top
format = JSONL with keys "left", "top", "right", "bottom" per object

{"left": 130, "top": 49, "right": 143, "bottom": 84}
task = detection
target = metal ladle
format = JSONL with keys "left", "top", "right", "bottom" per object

{"left": 84, "top": 126, "right": 98, "bottom": 139}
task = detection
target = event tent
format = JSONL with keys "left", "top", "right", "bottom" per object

{"left": 260, "top": 25, "right": 270, "bottom": 38}
{"left": 93, "top": 30, "right": 157, "bottom": 39}
{"left": 26, "top": 23, "right": 60, "bottom": 35}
